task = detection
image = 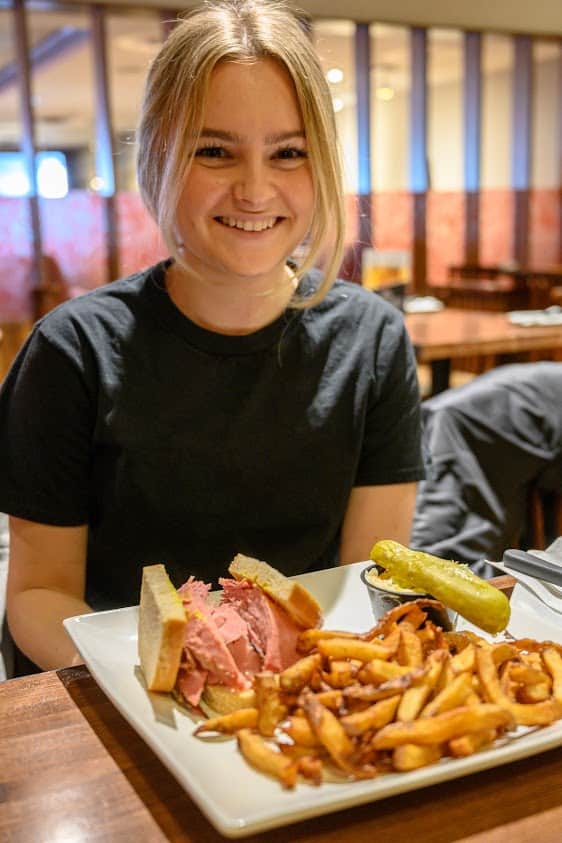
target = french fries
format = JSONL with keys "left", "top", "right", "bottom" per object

{"left": 371, "top": 704, "right": 514, "bottom": 749}
{"left": 254, "top": 672, "right": 288, "bottom": 737}
{"left": 393, "top": 743, "right": 443, "bottom": 771}
{"left": 236, "top": 729, "right": 298, "bottom": 789}
{"left": 449, "top": 727, "right": 497, "bottom": 757}
{"left": 280, "top": 653, "right": 322, "bottom": 692}
{"left": 420, "top": 671, "right": 474, "bottom": 717}
{"left": 193, "top": 599, "right": 562, "bottom": 788}
{"left": 302, "top": 695, "right": 355, "bottom": 766}
{"left": 476, "top": 647, "right": 562, "bottom": 726}
{"left": 194, "top": 707, "right": 258, "bottom": 735}
{"left": 340, "top": 695, "right": 400, "bottom": 737}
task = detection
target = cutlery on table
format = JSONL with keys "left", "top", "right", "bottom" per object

{"left": 500, "top": 548, "right": 562, "bottom": 589}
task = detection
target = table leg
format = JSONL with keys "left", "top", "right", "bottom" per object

{"left": 430, "top": 359, "right": 451, "bottom": 394}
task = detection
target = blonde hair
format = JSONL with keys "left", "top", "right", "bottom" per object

{"left": 136, "top": 0, "right": 345, "bottom": 307}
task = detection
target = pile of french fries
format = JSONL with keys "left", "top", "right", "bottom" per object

{"left": 194, "top": 600, "right": 562, "bottom": 788}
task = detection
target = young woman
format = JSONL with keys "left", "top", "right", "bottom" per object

{"left": 0, "top": 0, "right": 424, "bottom": 671}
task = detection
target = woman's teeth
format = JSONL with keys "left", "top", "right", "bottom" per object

{"left": 217, "top": 216, "right": 277, "bottom": 231}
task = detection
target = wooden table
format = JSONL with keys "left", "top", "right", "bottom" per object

{"left": 3, "top": 580, "right": 562, "bottom": 843}
{"left": 405, "top": 307, "right": 562, "bottom": 394}
{"left": 448, "top": 264, "right": 562, "bottom": 310}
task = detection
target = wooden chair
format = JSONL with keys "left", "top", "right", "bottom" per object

{"left": 448, "top": 263, "right": 518, "bottom": 282}
{"left": 550, "top": 285, "right": 562, "bottom": 307}
{"left": 433, "top": 278, "right": 528, "bottom": 312}
{"left": 527, "top": 487, "right": 562, "bottom": 550}
{"left": 444, "top": 263, "right": 529, "bottom": 311}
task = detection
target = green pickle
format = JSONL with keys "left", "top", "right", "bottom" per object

{"left": 370, "top": 540, "right": 510, "bottom": 635}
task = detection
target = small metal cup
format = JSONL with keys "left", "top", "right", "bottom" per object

{"left": 360, "top": 564, "right": 456, "bottom": 631}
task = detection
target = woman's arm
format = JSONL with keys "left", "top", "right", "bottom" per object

{"left": 339, "top": 482, "right": 418, "bottom": 564}
{"left": 6, "top": 516, "right": 91, "bottom": 671}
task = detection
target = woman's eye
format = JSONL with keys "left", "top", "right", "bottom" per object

{"left": 195, "top": 145, "right": 228, "bottom": 159}
{"left": 275, "top": 146, "right": 308, "bottom": 161}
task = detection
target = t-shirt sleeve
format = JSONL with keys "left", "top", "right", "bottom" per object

{"left": 0, "top": 323, "right": 95, "bottom": 525}
{"left": 354, "top": 309, "right": 425, "bottom": 486}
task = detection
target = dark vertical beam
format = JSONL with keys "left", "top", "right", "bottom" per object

{"left": 355, "top": 23, "right": 372, "bottom": 252}
{"left": 91, "top": 4, "right": 119, "bottom": 282}
{"left": 410, "top": 27, "right": 427, "bottom": 292}
{"left": 464, "top": 31, "right": 481, "bottom": 265}
{"left": 13, "top": 0, "right": 44, "bottom": 290}
{"left": 558, "top": 43, "right": 562, "bottom": 264}
{"left": 512, "top": 35, "right": 532, "bottom": 266}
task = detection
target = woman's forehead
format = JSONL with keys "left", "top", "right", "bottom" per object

{"left": 203, "top": 57, "right": 303, "bottom": 125}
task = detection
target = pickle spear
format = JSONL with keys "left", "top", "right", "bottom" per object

{"left": 370, "top": 540, "right": 510, "bottom": 634}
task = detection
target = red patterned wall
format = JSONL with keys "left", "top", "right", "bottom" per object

{"left": 41, "top": 192, "right": 106, "bottom": 293}
{"left": 529, "top": 189, "right": 561, "bottom": 266}
{"left": 0, "top": 187, "right": 559, "bottom": 322}
{"left": 0, "top": 198, "right": 30, "bottom": 260}
{"left": 372, "top": 192, "right": 413, "bottom": 251}
{"left": 479, "top": 189, "right": 515, "bottom": 266}
{"left": 426, "top": 191, "right": 465, "bottom": 284}
{"left": 116, "top": 192, "right": 168, "bottom": 279}
{"left": 0, "top": 198, "right": 32, "bottom": 320}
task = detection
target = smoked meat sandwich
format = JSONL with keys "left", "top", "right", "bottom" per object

{"left": 138, "top": 554, "right": 323, "bottom": 713}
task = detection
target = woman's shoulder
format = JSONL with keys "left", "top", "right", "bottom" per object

{"left": 34, "top": 261, "right": 166, "bottom": 342}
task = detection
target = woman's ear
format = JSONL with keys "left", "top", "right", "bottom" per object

{"left": 173, "top": 226, "right": 185, "bottom": 253}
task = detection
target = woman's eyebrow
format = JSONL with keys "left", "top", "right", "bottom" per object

{"left": 199, "top": 128, "right": 306, "bottom": 144}
{"left": 266, "top": 130, "right": 306, "bottom": 144}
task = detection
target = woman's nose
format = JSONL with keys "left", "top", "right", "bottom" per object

{"left": 233, "top": 161, "right": 276, "bottom": 207}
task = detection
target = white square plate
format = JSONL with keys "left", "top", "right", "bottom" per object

{"left": 64, "top": 561, "right": 562, "bottom": 839}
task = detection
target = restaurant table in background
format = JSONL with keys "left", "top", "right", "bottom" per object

{"left": 430, "top": 277, "right": 528, "bottom": 312}
{"left": 448, "top": 264, "right": 562, "bottom": 310}
{"left": 3, "top": 578, "right": 562, "bottom": 843}
{"left": 405, "top": 307, "right": 562, "bottom": 394}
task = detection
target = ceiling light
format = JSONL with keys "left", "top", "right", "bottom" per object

{"left": 326, "top": 67, "right": 344, "bottom": 84}
{"left": 376, "top": 85, "right": 395, "bottom": 101}
{"left": 89, "top": 176, "right": 105, "bottom": 192}
{"left": 37, "top": 153, "right": 69, "bottom": 199}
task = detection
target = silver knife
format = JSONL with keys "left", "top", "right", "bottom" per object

{"left": 501, "top": 549, "right": 562, "bottom": 588}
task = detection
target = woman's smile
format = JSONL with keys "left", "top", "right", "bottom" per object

{"left": 214, "top": 215, "right": 281, "bottom": 233}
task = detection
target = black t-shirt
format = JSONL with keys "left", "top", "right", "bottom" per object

{"left": 0, "top": 261, "right": 424, "bottom": 608}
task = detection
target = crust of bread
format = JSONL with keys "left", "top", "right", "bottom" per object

{"left": 228, "top": 553, "right": 323, "bottom": 629}
{"left": 202, "top": 683, "right": 256, "bottom": 715}
{"left": 138, "top": 564, "right": 187, "bottom": 692}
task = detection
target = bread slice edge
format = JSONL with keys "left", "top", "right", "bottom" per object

{"left": 138, "top": 563, "right": 187, "bottom": 692}
{"left": 228, "top": 553, "right": 322, "bottom": 628}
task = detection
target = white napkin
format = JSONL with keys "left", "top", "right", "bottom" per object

{"left": 507, "top": 306, "right": 562, "bottom": 326}
{"left": 507, "top": 582, "right": 562, "bottom": 643}
{"left": 403, "top": 296, "right": 444, "bottom": 314}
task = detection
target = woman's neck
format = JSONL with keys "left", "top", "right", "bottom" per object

{"left": 165, "top": 262, "right": 297, "bottom": 335}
